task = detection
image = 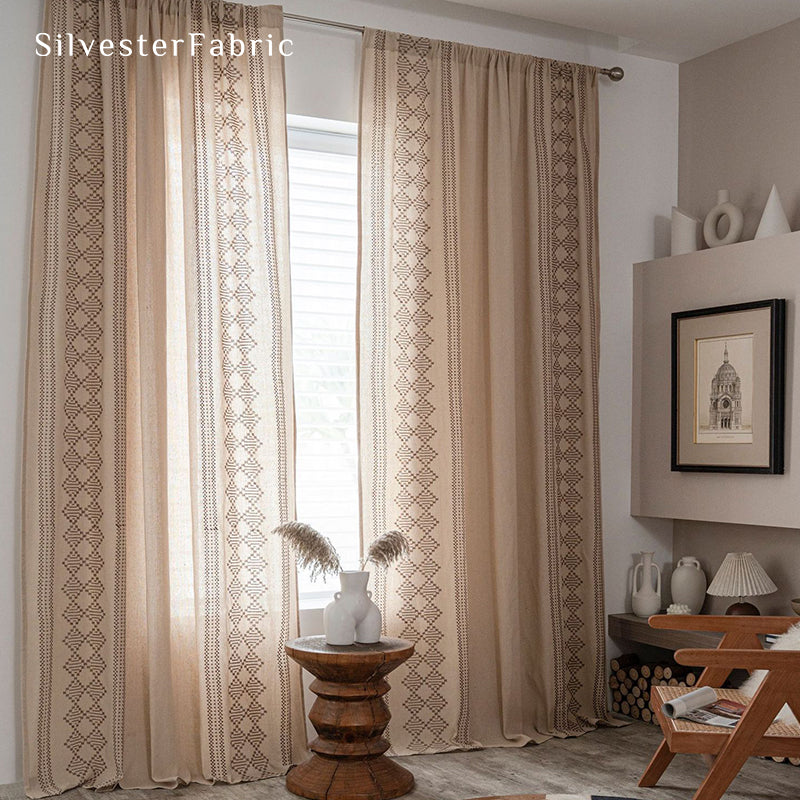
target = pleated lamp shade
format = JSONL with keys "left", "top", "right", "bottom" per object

{"left": 707, "top": 552, "right": 778, "bottom": 599}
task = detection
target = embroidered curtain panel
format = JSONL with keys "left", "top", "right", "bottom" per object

{"left": 22, "top": 2, "right": 304, "bottom": 795}
{"left": 359, "top": 29, "right": 609, "bottom": 753}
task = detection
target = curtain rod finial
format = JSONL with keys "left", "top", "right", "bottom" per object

{"left": 605, "top": 66, "right": 624, "bottom": 82}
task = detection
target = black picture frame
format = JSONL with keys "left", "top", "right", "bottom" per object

{"left": 671, "top": 298, "right": 786, "bottom": 474}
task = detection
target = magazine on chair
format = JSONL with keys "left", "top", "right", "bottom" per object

{"left": 661, "top": 687, "right": 747, "bottom": 729}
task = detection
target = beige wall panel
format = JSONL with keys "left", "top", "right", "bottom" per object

{"left": 632, "top": 231, "right": 799, "bottom": 528}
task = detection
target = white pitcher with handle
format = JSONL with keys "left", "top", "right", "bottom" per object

{"left": 632, "top": 551, "right": 662, "bottom": 618}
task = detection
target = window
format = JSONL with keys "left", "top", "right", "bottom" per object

{"left": 287, "top": 115, "right": 360, "bottom": 607}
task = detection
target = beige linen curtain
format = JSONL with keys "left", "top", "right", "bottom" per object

{"left": 359, "top": 29, "right": 609, "bottom": 753}
{"left": 23, "top": 1, "right": 304, "bottom": 796}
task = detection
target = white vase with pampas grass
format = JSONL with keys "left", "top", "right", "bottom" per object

{"left": 272, "top": 523, "right": 409, "bottom": 645}
{"left": 325, "top": 570, "right": 381, "bottom": 645}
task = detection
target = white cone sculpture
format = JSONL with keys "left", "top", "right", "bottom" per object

{"left": 755, "top": 184, "right": 791, "bottom": 239}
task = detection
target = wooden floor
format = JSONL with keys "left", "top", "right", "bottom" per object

{"left": 2, "top": 723, "right": 798, "bottom": 800}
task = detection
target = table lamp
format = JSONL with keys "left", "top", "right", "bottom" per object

{"left": 706, "top": 552, "right": 777, "bottom": 615}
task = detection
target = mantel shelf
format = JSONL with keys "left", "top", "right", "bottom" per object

{"left": 608, "top": 613, "right": 723, "bottom": 651}
{"left": 644, "top": 229, "right": 800, "bottom": 266}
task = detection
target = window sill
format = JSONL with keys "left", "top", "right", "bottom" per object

{"left": 299, "top": 595, "right": 330, "bottom": 612}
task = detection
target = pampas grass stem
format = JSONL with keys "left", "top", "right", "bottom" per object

{"left": 272, "top": 521, "right": 342, "bottom": 580}
{"left": 363, "top": 529, "right": 410, "bottom": 570}
{"left": 272, "top": 523, "right": 409, "bottom": 577}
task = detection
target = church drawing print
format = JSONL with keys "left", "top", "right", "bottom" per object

{"left": 695, "top": 332, "right": 753, "bottom": 445}
{"left": 707, "top": 343, "right": 742, "bottom": 430}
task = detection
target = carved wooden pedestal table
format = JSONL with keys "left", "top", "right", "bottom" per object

{"left": 285, "top": 636, "right": 415, "bottom": 800}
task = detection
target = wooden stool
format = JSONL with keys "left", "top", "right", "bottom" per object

{"left": 285, "top": 636, "right": 415, "bottom": 800}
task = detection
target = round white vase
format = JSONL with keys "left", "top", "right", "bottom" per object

{"left": 703, "top": 189, "right": 744, "bottom": 248}
{"left": 632, "top": 551, "right": 661, "bottom": 618}
{"left": 670, "top": 556, "right": 707, "bottom": 615}
{"left": 323, "top": 570, "right": 382, "bottom": 645}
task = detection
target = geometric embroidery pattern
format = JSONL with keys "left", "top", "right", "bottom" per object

{"left": 26, "top": 2, "right": 296, "bottom": 794}
{"left": 363, "top": 32, "right": 606, "bottom": 749}
{"left": 194, "top": 2, "right": 291, "bottom": 782}
{"left": 242, "top": 6, "right": 295, "bottom": 773}
{"left": 572, "top": 73, "right": 606, "bottom": 723}
{"left": 35, "top": 0, "right": 68, "bottom": 789}
{"left": 213, "top": 4, "right": 271, "bottom": 780}
{"left": 538, "top": 62, "right": 605, "bottom": 733}
{"left": 364, "top": 32, "right": 472, "bottom": 754}
{"left": 60, "top": 0, "right": 111, "bottom": 781}
{"left": 48, "top": 0, "right": 126, "bottom": 791}
{"left": 191, "top": 0, "right": 227, "bottom": 779}
{"left": 389, "top": 34, "right": 451, "bottom": 752}
{"left": 28, "top": 0, "right": 129, "bottom": 794}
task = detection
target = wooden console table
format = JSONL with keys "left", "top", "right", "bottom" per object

{"left": 608, "top": 613, "right": 723, "bottom": 651}
{"left": 285, "top": 636, "right": 415, "bottom": 800}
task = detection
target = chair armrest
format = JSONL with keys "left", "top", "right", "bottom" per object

{"left": 676, "top": 648, "right": 800, "bottom": 671}
{"left": 649, "top": 615, "right": 796, "bottom": 635}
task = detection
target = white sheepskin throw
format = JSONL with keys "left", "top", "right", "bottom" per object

{"left": 739, "top": 621, "right": 800, "bottom": 726}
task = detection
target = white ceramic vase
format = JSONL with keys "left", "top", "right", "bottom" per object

{"left": 632, "top": 551, "right": 661, "bottom": 618}
{"left": 324, "top": 571, "right": 382, "bottom": 645}
{"left": 671, "top": 206, "right": 702, "bottom": 255}
{"left": 670, "top": 556, "right": 707, "bottom": 615}
{"left": 703, "top": 189, "right": 744, "bottom": 248}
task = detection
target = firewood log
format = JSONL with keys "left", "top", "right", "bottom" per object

{"left": 610, "top": 654, "right": 640, "bottom": 672}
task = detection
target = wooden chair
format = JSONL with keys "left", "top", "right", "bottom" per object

{"left": 639, "top": 615, "right": 800, "bottom": 800}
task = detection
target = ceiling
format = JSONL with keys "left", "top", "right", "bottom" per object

{"left": 448, "top": 0, "right": 800, "bottom": 62}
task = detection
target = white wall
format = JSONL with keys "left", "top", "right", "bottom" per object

{"left": 0, "top": 0, "right": 42, "bottom": 784}
{"left": 0, "top": 0, "right": 678, "bottom": 782}
{"left": 589, "top": 45, "right": 677, "bottom": 650}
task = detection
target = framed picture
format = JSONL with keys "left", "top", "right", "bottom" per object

{"left": 671, "top": 299, "right": 786, "bottom": 473}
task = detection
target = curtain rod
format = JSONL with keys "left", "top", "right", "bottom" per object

{"left": 282, "top": 12, "right": 625, "bottom": 81}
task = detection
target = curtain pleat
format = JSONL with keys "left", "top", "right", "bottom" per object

{"left": 359, "top": 29, "right": 610, "bottom": 754}
{"left": 22, "top": 2, "right": 305, "bottom": 796}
